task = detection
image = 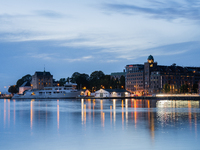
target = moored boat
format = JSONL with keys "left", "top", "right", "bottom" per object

{"left": 12, "top": 83, "right": 81, "bottom": 99}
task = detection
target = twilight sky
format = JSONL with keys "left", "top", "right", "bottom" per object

{"left": 1, "top": 0, "right": 200, "bottom": 92}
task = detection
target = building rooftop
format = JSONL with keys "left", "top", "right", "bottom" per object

{"left": 34, "top": 71, "right": 52, "bottom": 76}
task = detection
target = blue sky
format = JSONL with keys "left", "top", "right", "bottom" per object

{"left": 1, "top": 0, "right": 200, "bottom": 92}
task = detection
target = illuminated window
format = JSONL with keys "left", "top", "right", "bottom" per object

{"left": 150, "top": 64, "right": 153, "bottom": 67}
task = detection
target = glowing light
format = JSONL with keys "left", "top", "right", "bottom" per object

{"left": 113, "top": 100, "right": 116, "bottom": 124}
{"left": 125, "top": 99, "right": 128, "bottom": 124}
{"left": 13, "top": 100, "right": 15, "bottom": 125}
{"left": 93, "top": 99, "right": 95, "bottom": 121}
{"left": 188, "top": 101, "right": 192, "bottom": 128}
{"left": 84, "top": 104, "right": 86, "bottom": 124}
{"left": 88, "top": 99, "right": 91, "bottom": 120}
{"left": 30, "top": 100, "right": 33, "bottom": 129}
{"left": 134, "top": 100, "right": 137, "bottom": 128}
{"left": 57, "top": 100, "right": 59, "bottom": 129}
{"left": 122, "top": 100, "right": 124, "bottom": 129}
{"left": 4, "top": 99, "right": 6, "bottom": 127}
{"left": 110, "top": 106, "right": 112, "bottom": 125}
{"left": 8, "top": 99, "right": 10, "bottom": 127}
{"left": 81, "top": 99, "right": 84, "bottom": 123}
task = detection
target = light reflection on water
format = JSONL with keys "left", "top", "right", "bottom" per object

{"left": 0, "top": 98, "right": 200, "bottom": 150}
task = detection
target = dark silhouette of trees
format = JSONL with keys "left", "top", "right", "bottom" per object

{"left": 180, "top": 84, "right": 189, "bottom": 93}
{"left": 8, "top": 85, "right": 18, "bottom": 94}
{"left": 16, "top": 74, "right": 32, "bottom": 88}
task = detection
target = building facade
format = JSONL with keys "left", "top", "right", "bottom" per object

{"left": 32, "top": 71, "right": 53, "bottom": 90}
{"left": 125, "top": 55, "right": 200, "bottom": 95}
{"left": 19, "top": 81, "right": 32, "bottom": 94}
{"left": 110, "top": 71, "right": 126, "bottom": 80}
{"left": 95, "top": 89, "right": 130, "bottom": 97}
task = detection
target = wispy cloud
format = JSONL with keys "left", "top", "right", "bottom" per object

{"left": 117, "top": 41, "right": 200, "bottom": 60}
{"left": 64, "top": 55, "right": 93, "bottom": 62}
{"left": 33, "top": 10, "right": 65, "bottom": 19}
{"left": 103, "top": 0, "right": 200, "bottom": 21}
{"left": 27, "top": 52, "right": 58, "bottom": 60}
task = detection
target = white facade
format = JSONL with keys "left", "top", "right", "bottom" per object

{"left": 19, "top": 86, "right": 32, "bottom": 94}
{"left": 95, "top": 89, "right": 110, "bottom": 97}
{"left": 95, "top": 89, "right": 131, "bottom": 98}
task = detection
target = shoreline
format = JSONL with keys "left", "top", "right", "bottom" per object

{"left": 78, "top": 96, "right": 200, "bottom": 100}
{"left": 1, "top": 96, "right": 200, "bottom": 100}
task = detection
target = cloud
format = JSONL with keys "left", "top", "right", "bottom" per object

{"left": 33, "top": 10, "right": 65, "bottom": 18}
{"left": 64, "top": 55, "right": 93, "bottom": 62}
{"left": 27, "top": 52, "right": 58, "bottom": 60}
{"left": 116, "top": 41, "right": 200, "bottom": 60}
{"left": 103, "top": 0, "right": 200, "bottom": 21}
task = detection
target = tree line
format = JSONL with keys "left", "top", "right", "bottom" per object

{"left": 55, "top": 71, "right": 125, "bottom": 92}
{"left": 163, "top": 83, "right": 198, "bottom": 94}
{"left": 8, "top": 71, "right": 125, "bottom": 94}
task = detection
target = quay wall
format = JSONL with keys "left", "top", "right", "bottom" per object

{"left": 79, "top": 96, "right": 200, "bottom": 100}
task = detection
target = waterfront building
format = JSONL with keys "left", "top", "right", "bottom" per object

{"left": 95, "top": 89, "right": 130, "bottom": 97}
{"left": 125, "top": 55, "right": 200, "bottom": 95}
{"left": 125, "top": 64, "right": 144, "bottom": 95}
{"left": 110, "top": 71, "right": 126, "bottom": 80}
{"left": 31, "top": 71, "right": 53, "bottom": 90}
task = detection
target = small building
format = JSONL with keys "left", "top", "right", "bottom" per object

{"left": 95, "top": 89, "right": 130, "bottom": 98}
{"left": 19, "top": 81, "right": 32, "bottom": 94}
{"left": 80, "top": 89, "right": 91, "bottom": 96}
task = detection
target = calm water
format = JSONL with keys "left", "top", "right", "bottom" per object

{"left": 0, "top": 98, "right": 200, "bottom": 150}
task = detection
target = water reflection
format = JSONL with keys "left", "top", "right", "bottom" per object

{"left": 57, "top": 100, "right": 59, "bottom": 129}
{"left": 30, "top": 100, "right": 33, "bottom": 129}
{"left": 1, "top": 99, "right": 200, "bottom": 150}
{"left": 4, "top": 99, "right": 6, "bottom": 127}
{"left": 113, "top": 99, "right": 116, "bottom": 124}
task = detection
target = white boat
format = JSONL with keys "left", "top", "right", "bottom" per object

{"left": 12, "top": 83, "right": 81, "bottom": 99}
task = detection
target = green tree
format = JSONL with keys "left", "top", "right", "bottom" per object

{"left": 8, "top": 85, "right": 18, "bottom": 94}
{"left": 16, "top": 74, "right": 32, "bottom": 88}
{"left": 119, "top": 76, "right": 125, "bottom": 89}
{"left": 58, "top": 78, "right": 67, "bottom": 86}
{"left": 76, "top": 73, "right": 89, "bottom": 89}
{"left": 192, "top": 83, "right": 198, "bottom": 93}
{"left": 163, "top": 83, "right": 170, "bottom": 93}
{"left": 180, "top": 84, "right": 189, "bottom": 93}
{"left": 89, "top": 71, "right": 105, "bottom": 90}
{"left": 70, "top": 72, "right": 81, "bottom": 83}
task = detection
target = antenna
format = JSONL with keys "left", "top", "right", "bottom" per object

{"left": 44, "top": 64, "right": 45, "bottom": 72}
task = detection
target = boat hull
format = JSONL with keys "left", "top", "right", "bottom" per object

{"left": 12, "top": 91, "right": 81, "bottom": 99}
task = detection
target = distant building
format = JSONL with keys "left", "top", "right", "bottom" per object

{"left": 111, "top": 71, "right": 126, "bottom": 80}
{"left": 19, "top": 81, "right": 31, "bottom": 94}
{"left": 32, "top": 71, "right": 53, "bottom": 90}
{"left": 125, "top": 55, "right": 200, "bottom": 95}
{"left": 125, "top": 64, "right": 144, "bottom": 95}
{"left": 95, "top": 89, "right": 130, "bottom": 97}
